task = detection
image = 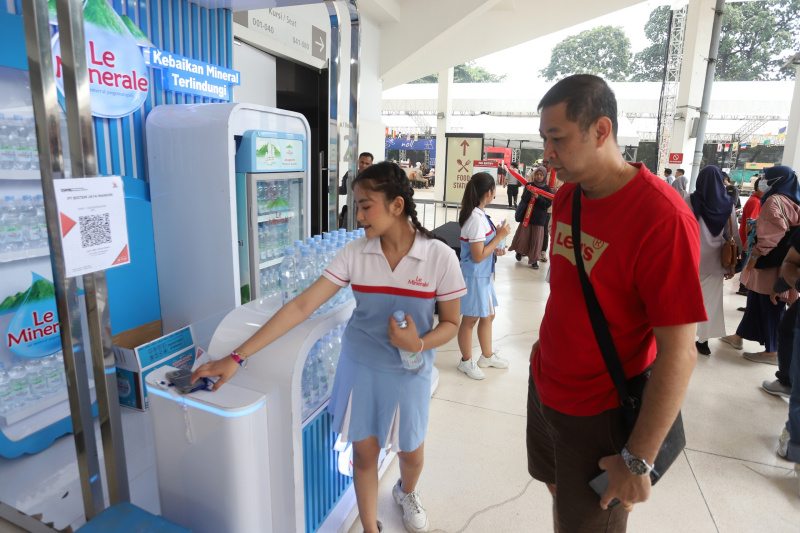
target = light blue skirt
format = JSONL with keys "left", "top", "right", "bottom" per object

{"left": 327, "top": 351, "right": 433, "bottom": 452}
{"left": 460, "top": 276, "right": 497, "bottom": 317}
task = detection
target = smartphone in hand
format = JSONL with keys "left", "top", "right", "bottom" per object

{"left": 165, "top": 368, "right": 199, "bottom": 394}
{"left": 588, "top": 471, "right": 620, "bottom": 508}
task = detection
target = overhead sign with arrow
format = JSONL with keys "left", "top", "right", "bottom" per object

{"left": 234, "top": 9, "right": 328, "bottom": 63}
{"left": 444, "top": 134, "right": 484, "bottom": 203}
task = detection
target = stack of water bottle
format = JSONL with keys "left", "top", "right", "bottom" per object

{"left": 259, "top": 266, "right": 281, "bottom": 298}
{"left": 0, "top": 195, "right": 48, "bottom": 253}
{"left": 278, "top": 228, "right": 366, "bottom": 312}
{"left": 301, "top": 323, "right": 345, "bottom": 419}
{"left": 0, "top": 354, "right": 66, "bottom": 417}
{"left": 257, "top": 181, "right": 292, "bottom": 216}
{"left": 0, "top": 113, "right": 39, "bottom": 172}
{"left": 257, "top": 221, "right": 289, "bottom": 266}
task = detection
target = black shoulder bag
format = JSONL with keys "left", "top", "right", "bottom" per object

{"left": 571, "top": 187, "right": 685, "bottom": 485}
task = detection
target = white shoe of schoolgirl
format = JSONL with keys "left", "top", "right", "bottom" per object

{"left": 478, "top": 351, "right": 509, "bottom": 369}
{"left": 393, "top": 479, "right": 429, "bottom": 532}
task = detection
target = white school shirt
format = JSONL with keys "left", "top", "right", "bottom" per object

{"left": 322, "top": 233, "right": 466, "bottom": 373}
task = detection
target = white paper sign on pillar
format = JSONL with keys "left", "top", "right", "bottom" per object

{"left": 53, "top": 176, "right": 130, "bottom": 278}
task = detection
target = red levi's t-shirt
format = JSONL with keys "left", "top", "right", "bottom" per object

{"left": 533, "top": 163, "right": 707, "bottom": 416}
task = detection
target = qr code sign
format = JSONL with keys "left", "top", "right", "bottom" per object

{"left": 79, "top": 213, "right": 112, "bottom": 248}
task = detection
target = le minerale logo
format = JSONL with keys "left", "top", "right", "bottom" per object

{"left": 2, "top": 274, "right": 62, "bottom": 358}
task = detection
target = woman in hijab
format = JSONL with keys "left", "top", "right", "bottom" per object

{"left": 509, "top": 165, "right": 552, "bottom": 269}
{"left": 722, "top": 165, "right": 800, "bottom": 364}
{"left": 686, "top": 166, "right": 742, "bottom": 355}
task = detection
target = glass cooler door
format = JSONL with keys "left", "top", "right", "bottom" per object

{"left": 247, "top": 172, "right": 305, "bottom": 301}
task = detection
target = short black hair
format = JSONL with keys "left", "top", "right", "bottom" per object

{"left": 677, "top": 168, "right": 685, "bottom": 174}
{"left": 359, "top": 152, "right": 374, "bottom": 161}
{"left": 665, "top": 168, "right": 672, "bottom": 176}
{"left": 511, "top": 162, "right": 519, "bottom": 169}
{"left": 538, "top": 74, "right": 618, "bottom": 140}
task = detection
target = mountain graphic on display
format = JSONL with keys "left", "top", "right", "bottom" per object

{"left": 120, "top": 14, "right": 155, "bottom": 48}
{"left": 0, "top": 278, "right": 56, "bottom": 313}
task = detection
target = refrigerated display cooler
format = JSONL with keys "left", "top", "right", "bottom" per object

{"left": 146, "top": 103, "right": 312, "bottom": 350}
{"left": 234, "top": 129, "right": 306, "bottom": 303}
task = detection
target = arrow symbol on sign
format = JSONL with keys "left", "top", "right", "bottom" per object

{"left": 460, "top": 140, "right": 470, "bottom": 156}
{"left": 316, "top": 36, "right": 325, "bottom": 52}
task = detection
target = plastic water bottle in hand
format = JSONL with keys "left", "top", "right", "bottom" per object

{"left": 392, "top": 310, "right": 424, "bottom": 373}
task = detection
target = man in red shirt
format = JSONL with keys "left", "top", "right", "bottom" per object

{"left": 527, "top": 75, "right": 706, "bottom": 532}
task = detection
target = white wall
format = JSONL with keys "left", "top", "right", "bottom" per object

{"left": 357, "top": 15, "right": 385, "bottom": 164}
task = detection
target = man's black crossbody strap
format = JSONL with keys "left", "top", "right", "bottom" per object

{"left": 571, "top": 187, "right": 635, "bottom": 409}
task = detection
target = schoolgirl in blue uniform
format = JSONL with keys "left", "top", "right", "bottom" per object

{"left": 193, "top": 162, "right": 466, "bottom": 533}
{"left": 456, "top": 172, "right": 512, "bottom": 380}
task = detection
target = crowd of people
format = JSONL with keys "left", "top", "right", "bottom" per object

{"left": 188, "top": 74, "right": 798, "bottom": 533}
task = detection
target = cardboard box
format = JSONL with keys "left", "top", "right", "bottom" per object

{"left": 112, "top": 320, "right": 198, "bottom": 411}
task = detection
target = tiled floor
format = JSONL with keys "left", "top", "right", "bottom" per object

{"left": 346, "top": 202, "right": 800, "bottom": 533}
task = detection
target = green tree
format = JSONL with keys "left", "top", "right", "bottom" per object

{"left": 409, "top": 61, "right": 507, "bottom": 84}
{"left": 635, "top": 1, "right": 799, "bottom": 82}
{"left": 539, "top": 26, "right": 632, "bottom": 82}
{"left": 630, "top": 6, "right": 670, "bottom": 82}
{"left": 716, "top": 0, "right": 798, "bottom": 80}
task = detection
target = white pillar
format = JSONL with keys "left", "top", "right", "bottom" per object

{"left": 782, "top": 64, "right": 800, "bottom": 170}
{"left": 669, "top": 0, "right": 717, "bottom": 171}
{"left": 434, "top": 67, "right": 454, "bottom": 202}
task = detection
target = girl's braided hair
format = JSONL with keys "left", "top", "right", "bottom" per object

{"left": 351, "top": 161, "right": 445, "bottom": 243}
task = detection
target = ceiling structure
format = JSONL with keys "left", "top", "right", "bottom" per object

{"left": 360, "top": 0, "right": 648, "bottom": 89}
{"left": 381, "top": 80, "right": 795, "bottom": 148}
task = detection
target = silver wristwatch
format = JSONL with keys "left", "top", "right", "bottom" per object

{"left": 621, "top": 446, "right": 653, "bottom": 476}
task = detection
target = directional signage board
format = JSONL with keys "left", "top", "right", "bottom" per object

{"left": 444, "top": 134, "right": 484, "bottom": 203}
{"left": 235, "top": 9, "right": 326, "bottom": 61}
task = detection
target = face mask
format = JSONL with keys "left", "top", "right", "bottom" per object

{"left": 758, "top": 180, "right": 771, "bottom": 194}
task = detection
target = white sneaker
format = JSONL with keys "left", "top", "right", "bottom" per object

{"left": 392, "top": 479, "right": 429, "bottom": 533}
{"left": 779, "top": 427, "right": 791, "bottom": 459}
{"left": 478, "top": 351, "right": 509, "bottom": 369}
{"left": 457, "top": 358, "right": 485, "bottom": 380}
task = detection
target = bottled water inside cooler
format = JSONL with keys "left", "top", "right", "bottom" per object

{"left": 1, "top": 196, "right": 23, "bottom": 251}
{"left": 33, "top": 195, "right": 47, "bottom": 247}
{"left": 0, "top": 114, "right": 14, "bottom": 170}
{"left": 27, "top": 117, "right": 38, "bottom": 171}
{"left": 280, "top": 247, "right": 297, "bottom": 305}
{"left": 0, "top": 363, "right": 15, "bottom": 414}
{"left": 256, "top": 226, "right": 264, "bottom": 261}
{"left": 26, "top": 358, "right": 47, "bottom": 399}
{"left": 313, "top": 341, "right": 329, "bottom": 399}
{"left": 319, "top": 335, "right": 337, "bottom": 385}
{"left": 19, "top": 195, "right": 38, "bottom": 248}
{"left": 308, "top": 346, "right": 321, "bottom": 405}
{"left": 9, "top": 357, "right": 30, "bottom": 407}
{"left": 12, "top": 115, "right": 31, "bottom": 171}
{"left": 43, "top": 354, "right": 64, "bottom": 394}
{"left": 301, "top": 358, "right": 314, "bottom": 417}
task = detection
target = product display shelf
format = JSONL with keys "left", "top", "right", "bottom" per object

{"left": 0, "top": 246, "right": 49, "bottom": 263}
{"left": 258, "top": 210, "right": 295, "bottom": 223}
{"left": 0, "top": 169, "right": 41, "bottom": 181}
{"left": 258, "top": 256, "right": 284, "bottom": 270}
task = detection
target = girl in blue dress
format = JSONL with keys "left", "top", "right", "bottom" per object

{"left": 193, "top": 162, "right": 466, "bottom": 533}
{"left": 456, "top": 172, "right": 512, "bottom": 380}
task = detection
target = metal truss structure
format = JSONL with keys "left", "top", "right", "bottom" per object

{"left": 656, "top": 5, "right": 688, "bottom": 175}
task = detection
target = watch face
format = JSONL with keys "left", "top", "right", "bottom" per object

{"left": 628, "top": 458, "right": 650, "bottom": 476}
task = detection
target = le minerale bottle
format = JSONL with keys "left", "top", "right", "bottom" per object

{"left": 392, "top": 310, "right": 424, "bottom": 373}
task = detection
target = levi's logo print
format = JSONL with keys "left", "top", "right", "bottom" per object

{"left": 408, "top": 277, "right": 430, "bottom": 288}
{"left": 552, "top": 222, "right": 609, "bottom": 276}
